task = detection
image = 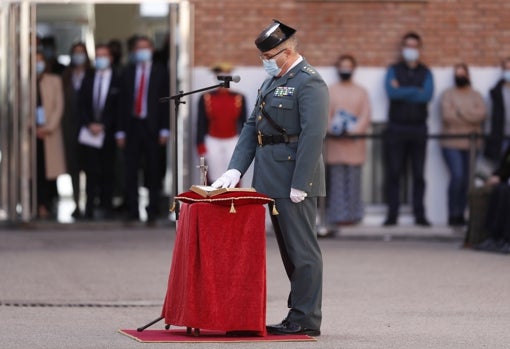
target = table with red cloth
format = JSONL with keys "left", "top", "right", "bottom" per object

{"left": 160, "top": 200, "right": 267, "bottom": 336}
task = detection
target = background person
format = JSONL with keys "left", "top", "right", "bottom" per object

{"left": 196, "top": 62, "right": 247, "bottom": 183}
{"left": 440, "top": 63, "right": 487, "bottom": 226}
{"left": 117, "top": 35, "right": 170, "bottom": 224}
{"left": 485, "top": 57, "right": 510, "bottom": 164}
{"left": 326, "top": 54, "right": 371, "bottom": 226}
{"left": 34, "top": 51, "right": 66, "bottom": 219}
{"left": 61, "top": 42, "right": 92, "bottom": 219}
{"left": 79, "top": 44, "right": 121, "bottom": 219}
{"left": 383, "top": 31, "right": 434, "bottom": 227}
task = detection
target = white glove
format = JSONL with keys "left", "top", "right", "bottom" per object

{"left": 290, "top": 188, "right": 308, "bottom": 203}
{"left": 211, "top": 169, "right": 241, "bottom": 188}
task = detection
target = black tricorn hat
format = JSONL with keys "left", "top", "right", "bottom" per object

{"left": 255, "top": 20, "right": 296, "bottom": 52}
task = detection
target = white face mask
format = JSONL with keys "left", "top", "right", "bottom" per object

{"left": 262, "top": 59, "right": 281, "bottom": 77}
{"left": 402, "top": 47, "right": 420, "bottom": 62}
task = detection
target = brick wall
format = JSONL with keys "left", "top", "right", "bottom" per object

{"left": 191, "top": 0, "right": 510, "bottom": 68}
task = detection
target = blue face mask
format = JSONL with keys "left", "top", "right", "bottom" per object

{"left": 95, "top": 56, "right": 110, "bottom": 70}
{"left": 262, "top": 59, "right": 281, "bottom": 77}
{"left": 402, "top": 48, "right": 420, "bottom": 63}
{"left": 503, "top": 70, "right": 510, "bottom": 83}
{"left": 135, "top": 49, "right": 152, "bottom": 63}
{"left": 36, "top": 61, "right": 46, "bottom": 75}
{"left": 72, "top": 53, "right": 87, "bottom": 66}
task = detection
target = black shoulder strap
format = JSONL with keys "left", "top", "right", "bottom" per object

{"left": 260, "top": 100, "right": 287, "bottom": 135}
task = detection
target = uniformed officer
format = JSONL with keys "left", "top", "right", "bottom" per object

{"left": 196, "top": 62, "right": 247, "bottom": 183}
{"left": 212, "top": 20, "right": 329, "bottom": 336}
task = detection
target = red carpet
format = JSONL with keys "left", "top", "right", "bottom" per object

{"left": 119, "top": 329, "right": 317, "bottom": 343}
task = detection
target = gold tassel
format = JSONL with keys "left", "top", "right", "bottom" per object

{"left": 271, "top": 203, "right": 279, "bottom": 215}
{"left": 229, "top": 200, "right": 236, "bottom": 213}
{"left": 169, "top": 201, "right": 176, "bottom": 212}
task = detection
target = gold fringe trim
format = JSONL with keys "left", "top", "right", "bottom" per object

{"left": 271, "top": 204, "right": 279, "bottom": 215}
{"left": 229, "top": 200, "right": 236, "bottom": 213}
{"left": 169, "top": 201, "right": 176, "bottom": 212}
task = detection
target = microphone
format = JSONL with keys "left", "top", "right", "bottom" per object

{"left": 216, "top": 75, "right": 241, "bottom": 83}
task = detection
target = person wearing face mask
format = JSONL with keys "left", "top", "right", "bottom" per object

{"left": 325, "top": 54, "right": 371, "bottom": 228}
{"left": 61, "top": 42, "right": 92, "bottom": 219}
{"left": 485, "top": 57, "right": 510, "bottom": 164}
{"left": 195, "top": 62, "right": 247, "bottom": 184}
{"left": 117, "top": 35, "right": 170, "bottom": 224}
{"left": 34, "top": 51, "right": 66, "bottom": 219}
{"left": 440, "top": 63, "right": 487, "bottom": 226}
{"left": 212, "top": 20, "right": 328, "bottom": 336}
{"left": 383, "top": 31, "right": 434, "bottom": 227}
{"left": 78, "top": 44, "right": 121, "bottom": 219}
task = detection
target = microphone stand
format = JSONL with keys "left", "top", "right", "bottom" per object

{"left": 136, "top": 80, "right": 231, "bottom": 333}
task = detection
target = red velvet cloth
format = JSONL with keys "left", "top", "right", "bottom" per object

{"left": 161, "top": 202, "right": 267, "bottom": 335}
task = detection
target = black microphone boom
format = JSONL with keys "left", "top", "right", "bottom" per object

{"left": 217, "top": 75, "right": 241, "bottom": 83}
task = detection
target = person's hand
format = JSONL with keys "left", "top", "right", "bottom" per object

{"left": 116, "top": 137, "right": 125, "bottom": 149}
{"left": 391, "top": 79, "right": 399, "bottom": 88}
{"left": 486, "top": 175, "right": 501, "bottom": 186}
{"left": 290, "top": 188, "right": 307, "bottom": 203}
{"left": 211, "top": 169, "right": 241, "bottom": 188}
{"left": 159, "top": 135, "right": 168, "bottom": 145}
{"left": 88, "top": 123, "right": 104, "bottom": 136}
{"left": 36, "top": 127, "right": 49, "bottom": 139}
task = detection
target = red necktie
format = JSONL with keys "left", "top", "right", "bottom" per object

{"left": 135, "top": 64, "right": 146, "bottom": 116}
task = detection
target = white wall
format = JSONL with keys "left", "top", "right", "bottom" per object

{"left": 191, "top": 65, "right": 503, "bottom": 224}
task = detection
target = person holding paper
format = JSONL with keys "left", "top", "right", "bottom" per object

{"left": 79, "top": 44, "right": 121, "bottom": 219}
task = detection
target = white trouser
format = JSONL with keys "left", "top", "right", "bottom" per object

{"left": 204, "top": 135, "right": 240, "bottom": 184}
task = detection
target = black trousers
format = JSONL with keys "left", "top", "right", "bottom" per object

{"left": 36, "top": 138, "right": 56, "bottom": 211}
{"left": 83, "top": 137, "right": 116, "bottom": 215}
{"left": 383, "top": 123, "right": 428, "bottom": 218}
{"left": 485, "top": 184, "right": 510, "bottom": 240}
{"left": 125, "top": 118, "right": 161, "bottom": 218}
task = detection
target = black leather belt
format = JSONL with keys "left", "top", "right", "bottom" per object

{"left": 257, "top": 133, "right": 299, "bottom": 146}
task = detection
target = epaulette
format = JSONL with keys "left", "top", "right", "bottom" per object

{"left": 301, "top": 65, "right": 317, "bottom": 75}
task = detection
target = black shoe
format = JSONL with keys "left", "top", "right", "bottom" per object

{"left": 71, "top": 207, "right": 81, "bottom": 219}
{"left": 415, "top": 216, "right": 431, "bottom": 227}
{"left": 266, "top": 319, "right": 320, "bottom": 336}
{"left": 383, "top": 216, "right": 397, "bottom": 226}
{"left": 448, "top": 216, "right": 466, "bottom": 226}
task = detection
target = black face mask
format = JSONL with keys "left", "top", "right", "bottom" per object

{"left": 454, "top": 76, "right": 470, "bottom": 87}
{"left": 338, "top": 71, "right": 352, "bottom": 81}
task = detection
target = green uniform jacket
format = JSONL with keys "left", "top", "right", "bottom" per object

{"left": 229, "top": 59, "right": 329, "bottom": 198}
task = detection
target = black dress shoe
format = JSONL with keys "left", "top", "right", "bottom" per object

{"left": 266, "top": 320, "right": 320, "bottom": 336}
{"left": 415, "top": 216, "right": 431, "bottom": 227}
{"left": 383, "top": 216, "right": 397, "bottom": 226}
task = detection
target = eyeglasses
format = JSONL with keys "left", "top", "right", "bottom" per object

{"left": 259, "top": 48, "right": 286, "bottom": 61}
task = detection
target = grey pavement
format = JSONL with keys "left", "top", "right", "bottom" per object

{"left": 1, "top": 221, "right": 509, "bottom": 349}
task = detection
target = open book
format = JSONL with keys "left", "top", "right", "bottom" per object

{"left": 189, "top": 185, "right": 256, "bottom": 198}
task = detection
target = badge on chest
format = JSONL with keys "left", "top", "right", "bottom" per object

{"left": 274, "top": 86, "right": 295, "bottom": 97}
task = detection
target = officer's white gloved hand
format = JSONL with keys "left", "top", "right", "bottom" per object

{"left": 290, "top": 188, "right": 308, "bottom": 203}
{"left": 211, "top": 169, "right": 241, "bottom": 189}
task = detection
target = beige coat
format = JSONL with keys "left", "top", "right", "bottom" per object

{"left": 440, "top": 87, "right": 487, "bottom": 150}
{"left": 38, "top": 73, "right": 66, "bottom": 179}
{"left": 326, "top": 82, "right": 371, "bottom": 165}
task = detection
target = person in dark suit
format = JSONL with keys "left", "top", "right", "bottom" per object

{"left": 116, "top": 35, "right": 170, "bottom": 224}
{"left": 79, "top": 44, "right": 121, "bottom": 219}
{"left": 213, "top": 20, "right": 328, "bottom": 336}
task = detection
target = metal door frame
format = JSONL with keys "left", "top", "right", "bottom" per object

{"left": 0, "top": 0, "right": 193, "bottom": 223}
